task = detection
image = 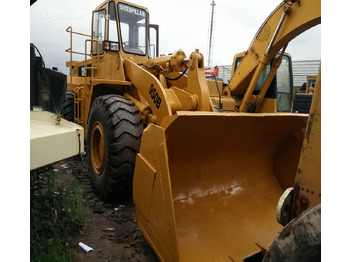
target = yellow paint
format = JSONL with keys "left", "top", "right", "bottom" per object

{"left": 134, "top": 112, "right": 307, "bottom": 261}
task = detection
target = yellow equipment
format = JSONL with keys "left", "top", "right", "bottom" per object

{"left": 63, "top": 0, "right": 320, "bottom": 260}
{"left": 230, "top": 51, "right": 294, "bottom": 113}
{"left": 292, "top": 75, "right": 317, "bottom": 113}
{"left": 306, "top": 75, "right": 317, "bottom": 93}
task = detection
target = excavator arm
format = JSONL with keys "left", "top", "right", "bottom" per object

{"left": 228, "top": 0, "right": 320, "bottom": 112}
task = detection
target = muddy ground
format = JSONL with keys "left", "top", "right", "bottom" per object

{"left": 51, "top": 155, "right": 159, "bottom": 262}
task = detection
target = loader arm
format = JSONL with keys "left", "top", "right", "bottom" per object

{"left": 228, "top": 0, "right": 320, "bottom": 112}
{"left": 123, "top": 50, "right": 215, "bottom": 125}
{"left": 123, "top": 57, "right": 174, "bottom": 125}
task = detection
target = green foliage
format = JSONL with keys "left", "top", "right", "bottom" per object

{"left": 30, "top": 170, "right": 84, "bottom": 262}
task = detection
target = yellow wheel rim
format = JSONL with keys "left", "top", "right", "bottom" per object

{"left": 90, "top": 121, "right": 106, "bottom": 176}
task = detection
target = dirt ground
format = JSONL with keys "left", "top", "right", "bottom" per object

{"left": 52, "top": 155, "right": 159, "bottom": 262}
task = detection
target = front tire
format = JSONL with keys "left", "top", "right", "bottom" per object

{"left": 263, "top": 204, "right": 321, "bottom": 262}
{"left": 87, "top": 95, "right": 143, "bottom": 200}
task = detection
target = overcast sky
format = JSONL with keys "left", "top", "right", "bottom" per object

{"left": 30, "top": 0, "right": 321, "bottom": 74}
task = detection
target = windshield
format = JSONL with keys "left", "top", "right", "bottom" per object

{"left": 276, "top": 56, "right": 292, "bottom": 112}
{"left": 92, "top": 9, "right": 106, "bottom": 55}
{"left": 118, "top": 3, "right": 147, "bottom": 55}
{"left": 252, "top": 54, "right": 292, "bottom": 112}
{"left": 308, "top": 79, "right": 316, "bottom": 88}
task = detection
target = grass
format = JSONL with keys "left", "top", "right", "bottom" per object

{"left": 30, "top": 169, "right": 84, "bottom": 262}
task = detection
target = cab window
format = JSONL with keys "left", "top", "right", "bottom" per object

{"left": 149, "top": 24, "right": 159, "bottom": 58}
{"left": 92, "top": 9, "right": 106, "bottom": 55}
{"left": 308, "top": 79, "right": 316, "bottom": 88}
{"left": 276, "top": 56, "right": 293, "bottom": 112}
{"left": 108, "top": 1, "right": 119, "bottom": 47}
{"left": 117, "top": 3, "right": 147, "bottom": 55}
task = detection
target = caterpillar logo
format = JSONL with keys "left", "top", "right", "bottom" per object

{"left": 119, "top": 4, "right": 146, "bottom": 17}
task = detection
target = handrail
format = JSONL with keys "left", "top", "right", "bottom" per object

{"left": 65, "top": 49, "right": 87, "bottom": 56}
{"left": 66, "top": 26, "right": 91, "bottom": 37}
{"left": 65, "top": 26, "right": 92, "bottom": 84}
{"left": 84, "top": 39, "right": 100, "bottom": 87}
{"left": 65, "top": 26, "right": 98, "bottom": 126}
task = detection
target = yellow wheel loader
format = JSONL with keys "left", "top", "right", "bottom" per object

{"left": 63, "top": 0, "right": 320, "bottom": 260}
{"left": 292, "top": 75, "right": 317, "bottom": 113}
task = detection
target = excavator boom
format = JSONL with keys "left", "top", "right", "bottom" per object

{"left": 227, "top": 0, "right": 320, "bottom": 112}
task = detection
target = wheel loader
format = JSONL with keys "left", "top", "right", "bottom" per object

{"left": 292, "top": 75, "right": 317, "bottom": 113}
{"left": 63, "top": 0, "right": 320, "bottom": 260}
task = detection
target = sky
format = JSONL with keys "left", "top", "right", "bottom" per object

{"left": 30, "top": 0, "right": 321, "bottom": 74}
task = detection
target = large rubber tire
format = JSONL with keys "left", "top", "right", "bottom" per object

{"left": 263, "top": 204, "right": 321, "bottom": 262}
{"left": 87, "top": 95, "right": 143, "bottom": 200}
{"left": 61, "top": 91, "right": 74, "bottom": 122}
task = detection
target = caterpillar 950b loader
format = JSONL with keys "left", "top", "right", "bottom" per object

{"left": 63, "top": 0, "right": 320, "bottom": 260}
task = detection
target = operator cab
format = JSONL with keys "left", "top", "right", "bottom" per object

{"left": 91, "top": 0, "right": 158, "bottom": 59}
{"left": 233, "top": 53, "right": 293, "bottom": 112}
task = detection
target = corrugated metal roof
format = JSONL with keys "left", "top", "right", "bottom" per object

{"left": 217, "top": 65, "right": 232, "bottom": 84}
{"left": 292, "top": 60, "right": 320, "bottom": 87}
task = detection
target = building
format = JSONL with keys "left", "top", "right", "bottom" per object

{"left": 292, "top": 60, "right": 320, "bottom": 87}
{"left": 214, "top": 59, "right": 320, "bottom": 87}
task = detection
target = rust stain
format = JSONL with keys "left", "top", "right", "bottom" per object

{"left": 305, "top": 113, "right": 314, "bottom": 143}
{"left": 296, "top": 194, "right": 310, "bottom": 217}
{"left": 250, "top": 48, "right": 260, "bottom": 60}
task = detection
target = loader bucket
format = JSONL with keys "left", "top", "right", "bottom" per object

{"left": 133, "top": 112, "right": 308, "bottom": 262}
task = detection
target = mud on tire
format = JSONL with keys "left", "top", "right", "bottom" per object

{"left": 87, "top": 95, "right": 143, "bottom": 200}
{"left": 262, "top": 204, "right": 321, "bottom": 262}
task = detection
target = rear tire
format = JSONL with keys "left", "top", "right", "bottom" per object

{"left": 61, "top": 91, "right": 74, "bottom": 122}
{"left": 87, "top": 95, "right": 143, "bottom": 200}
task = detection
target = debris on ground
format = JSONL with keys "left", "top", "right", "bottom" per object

{"left": 51, "top": 155, "right": 158, "bottom": 261}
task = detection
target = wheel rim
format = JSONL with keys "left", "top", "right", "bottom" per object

{"left": 90, "top": 121, "right": 106, "bottom": 176}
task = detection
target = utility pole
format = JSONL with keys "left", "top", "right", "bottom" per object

{"left": 207, "top": 0, "right": 216, "bottom": 67}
